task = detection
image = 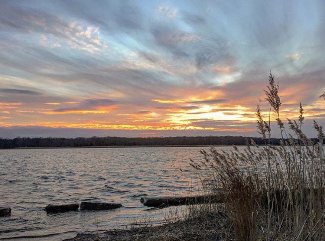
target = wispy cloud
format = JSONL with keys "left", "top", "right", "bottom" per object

{"left": 286, "top": 52, "right": 302, "bottom": 62}
{"left": 157, "top": 4, "right": 178, "bottom": 19}
{"left": 44, "top": 99, "right": 116, "bottom": 114}
{"left": 0, "top": 88, "right": 41, "bottom": 95}
{"left": 0, "top": 1, "right": 107, "bottom": 53}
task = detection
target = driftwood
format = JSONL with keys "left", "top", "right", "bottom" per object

{"left": 45, "top": 204, "right": 79, "bottom": 214}
{"left": 141, "top": 188, "right": 324, "bottom": 209}
{"left": 80, "top": 201, "right": 122, "bottom": 211}
{"left": 141, "top": 193, "right": 225, "bottom": 208}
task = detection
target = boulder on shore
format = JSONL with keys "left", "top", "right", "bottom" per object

{"left": 80, "top": 201, "right": 122, "bottom": 211}
{"left": 45, "top": 204, "right": 79, "bottom": 214}
{"left": 0, "top": 207, "right": 11, "bottom": 217}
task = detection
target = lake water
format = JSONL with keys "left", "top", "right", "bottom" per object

{"left": 0, "top": 146, "right": 218, "bottom": 241}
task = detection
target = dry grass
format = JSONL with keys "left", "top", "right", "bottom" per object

{"left": 191, "top": 73, "right": 325, "bottom": 241}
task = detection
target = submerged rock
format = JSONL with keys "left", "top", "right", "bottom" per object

{"left": 80, "top": 201, "right": 122, "bottom": 211}
{"left": 45, "top": 204, "right": 79, "bottom": 214}
{"left": 0, "top": 207, "right": 11, "bottom": 217}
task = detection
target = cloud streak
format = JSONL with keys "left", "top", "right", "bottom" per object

{"left": 0, "top": 0, "right": 324, "bottom": 137}
{"left": 0, "top": 88, "right": 41, "bottom": 95}
{"left": 0, "top": 1, "right": 106, "bottom": 53}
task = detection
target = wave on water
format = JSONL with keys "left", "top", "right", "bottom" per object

{"left": 0, "top": 146, "right": 210, "bottom": 240}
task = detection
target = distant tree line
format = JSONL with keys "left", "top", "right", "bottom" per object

{"left": 0, "top": 136, "right": 322, "bottom": 149}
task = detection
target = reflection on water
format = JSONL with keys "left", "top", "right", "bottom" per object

{"left": 0, "top": 146, "right": 228, "bottom": 240}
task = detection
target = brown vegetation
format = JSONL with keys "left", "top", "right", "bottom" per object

{"left": 192, "top": 73, "right": 325, "bottom": 240}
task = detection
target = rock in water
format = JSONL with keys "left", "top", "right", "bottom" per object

{"left": 80, "top": 201, "right": 122, "bottom": 211}
{"left": 45, "top": 204, "right": 79, "bottom": 214}
{"left": 0, "top": 207, "right": 11, "bottom": 217}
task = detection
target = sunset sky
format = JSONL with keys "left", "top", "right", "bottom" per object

{"left": 0, "top": 0, "right": 325, "bottom": 138}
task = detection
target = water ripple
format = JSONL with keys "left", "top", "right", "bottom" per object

{"left": 0, "top": 146, "right": 214, "bottom": 240}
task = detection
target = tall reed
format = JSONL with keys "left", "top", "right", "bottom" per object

{"left": 192, "top": 73, "right": 324, "bottom": 240}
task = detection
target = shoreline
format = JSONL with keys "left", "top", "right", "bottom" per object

{"left": 1, "top": 144, "right": 236, "bottom": 150}
{"left": 64, "top": 210, "right": 231, "bottom": 241}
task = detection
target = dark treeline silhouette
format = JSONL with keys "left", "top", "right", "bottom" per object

{"left": 0, "top": 136, "right": 322, "bottom": 149}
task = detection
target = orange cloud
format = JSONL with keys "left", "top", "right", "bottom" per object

{"left": 153, "top": 99, "right": 185, "bottom": 104}
{"left": 45, "top": 102, "right": 61, "bottom": 105}
{"left": 0, "top": 102, "right": 22, "bottom": 109}
{"left": 41, "top": 106, "right": 115, "bottom": 115}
